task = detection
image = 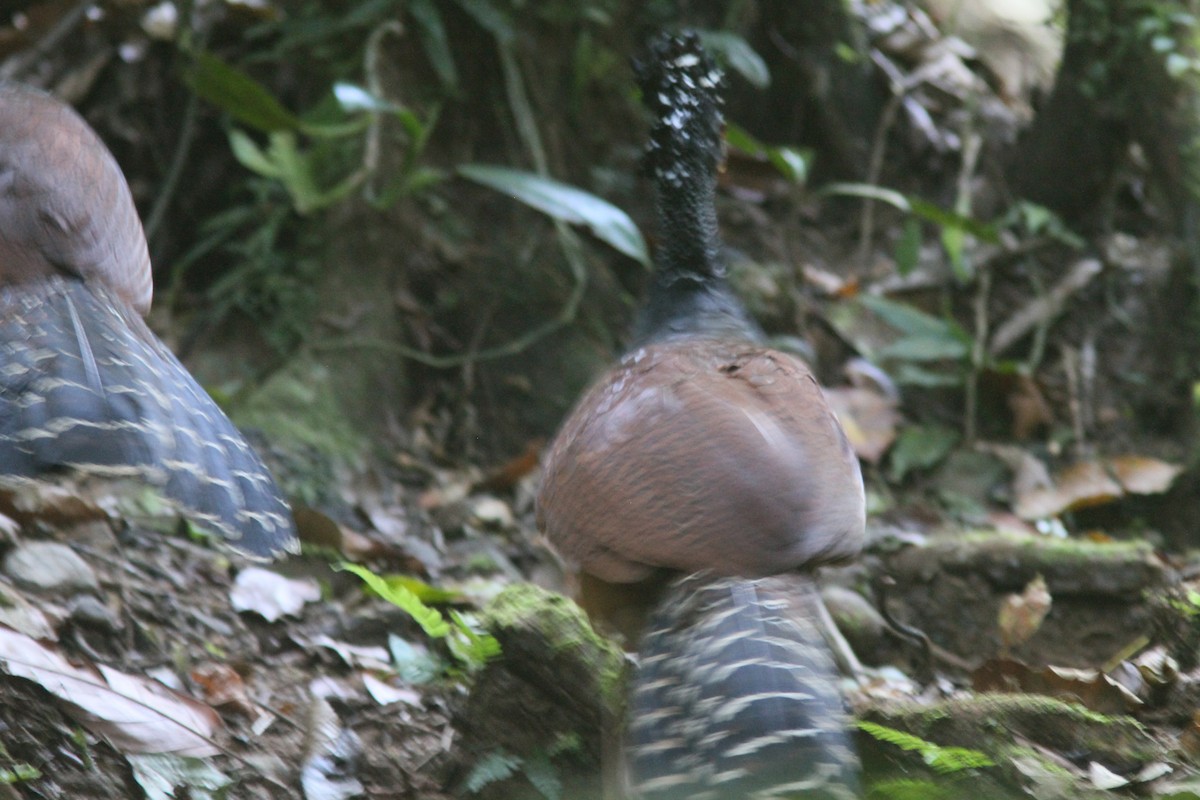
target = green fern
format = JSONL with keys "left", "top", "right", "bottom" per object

{"left": 463, "top": 750, "right": 522, "bottom": 794}
{"left": 339, "top": 563, "right": 499, "bottom": 671}
{"left": 858, "top": 721, "right": 996, "bottom": 774}
{"left": 340, "top": 563, "right": 450, "bottom": 637}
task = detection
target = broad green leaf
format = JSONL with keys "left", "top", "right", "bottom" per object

{"left": 333, "top": 82, "right": 403, "bottom": 113}
{"left": 185, "top": 52, "right": 299, "bottom": 132}
{"left": 725, "top": 122, "right": 809, "bottom": 183}
{"left": 879, "top": 334, "right": 970, "bottom": 362}
{"left": 858, "top": 295, "right": 962, "bottom": 341}
{"left": 697, "top": 30, "right": 770, "bottom": 89}
{"left": 909, "top": 198, "right": 997, "bottom": 241}
{"left": 453, "top": 0, "right": 515, "bottom": 44}
{"left": 942, "top": 222, "right": 970, "bottom": 281}
{"left": 893, "top": 363, "right": 964, "bottom": 387}
{"left": 768, "top": 147, "right": 808, "bottom": 183}
{"left": 896, "top": 217, "right": 922, "bottom": 276}
{"left": 821, "top": 182, "right": 911, "bottom": 210}
{"left": 409, "top": 0, "right": 459, "bottom": 91}
{"left": 228, "top": 130, "right": 283, "bottom": 178}
{"left": 458, "top": 164, "right": 649, "bottom": 266}
{"left": 888, "top": 424, "right": 961, "bottom": 482}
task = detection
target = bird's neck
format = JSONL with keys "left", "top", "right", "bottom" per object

{"left": 633, "top": 178, "right": 760, "bottom": 347}
{"left": 652, "top": 178, "right": 723, "bottom": 286}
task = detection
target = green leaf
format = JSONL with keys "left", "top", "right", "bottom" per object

{"left": 892, "top": 363, "right": 964, "bottom": 388}
{"left": 696, "top": 30, "right": 770, "bottom": 89}
{"left": 458, "top": 164, "right": 649, "bottom": 266}
{"left": 453, "top": 0, "right": 515, "bottom": 44}
{"left": 941, "top": 222, "right": 970, "bottom": 281}
{"left": 340, "top": 563, "right": 451, "bottom": 639}
{"left": 185, "top": 52, "right": 299, "bottom": 132}
{"left": 908, "top": 198, "right": 997, "bottom": 242}
{"left": 333, "top": 82, "right": 402, "bottom": 113}
{"left": 446, "top": 610, "right": 501, "bottom": 668}
{"left": 821, "top": 181, "right": 911, "bottom": 210}
{"left": 409, "top": 0, "right": 459, "bottom": 91}
{"left": 879, "top": 335, "right": 969, "bottom": 362}
{"left": 725, "top": 122, "right": 809, "bottom": 183}
{"left": 888, "top": 425, "right": 961, "bottom": 482}
{"left": 895, "top": 218, "right": 922, "bottom": 276}
{"left": 384, "top": 575, "right": 463, "bottom": 604}
{"left": 857, "top": 295, "right": 963, "bottom": 341}
{"left": 228, "top": 130, "right": 282, "bottom": 178}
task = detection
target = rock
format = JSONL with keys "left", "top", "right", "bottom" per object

{"left": 3, "top": 541, "right": 99, "bottom": 595}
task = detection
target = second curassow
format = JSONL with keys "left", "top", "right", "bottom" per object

{"left": 537, "top": 33, "right": 865, "bottom": 799}
{"left": 0, "top": 83, "right": 297, "bottom": 560}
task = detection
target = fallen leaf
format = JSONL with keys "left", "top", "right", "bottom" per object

{"left": 190, "top": 662, "right": 255, "bottom": 717}
{"left": 1014, "top": 456, "right": 1183, "bottom": 520}
{"left": 1015, "top": 461, "right": 1122, "bottom": 519}
{"left": 230, "top": 568, "right": 321, "bottom": 622}
{"left": 362, "top": 673, "right": 422, "bottom": 707}
{"left": 0, "top": 625, "right": 220, "bottom": 756}
{"left": 998, "top": 574, "right": 1051, "bottom": 651}
{"left": 1107, "top": 456, "right": 1184, "bottom": 495}
{"left": 973, "top": 657, "right": 1141, "bottom": 714}
{"left": 824, "top": 386, "right": 901, "bottom": 463}
{"left": 1007, "top": 373, "right": 1053, "bottom": 440}
{"left": 1090, "top": 761, "right": 1129, "bottom": 790}
{"left": 129, "top": 753, "right": 231, "bottom": 800}
{"left": 473, "top": 439, "right": 544, "bottom": 492}
{"left": 303, "top": 634, "right": 391, "bottom": 670}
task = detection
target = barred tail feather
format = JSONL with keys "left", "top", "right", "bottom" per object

{"left": 0, "top": 277, "right": 298, "bottom": 559}
{"left": 627, "top": 573, "right": 859, "bottom": 800}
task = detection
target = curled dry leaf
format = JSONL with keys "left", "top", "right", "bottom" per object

{"left": 997, "top": 574, "right": 1051, "bottom": 651}
{"left": 973, "top": 656, "right": 1142, "bottom": 715}
{"left": 0, "top": 624, "right": 219, "bottom": 756}
{"left": 190, "top": 662, "right": 256, "bottom": 717}
{"left": 824, "top": 386, "right": 901, "bottom": 464}
{"left": 1013, "top": 456, "right": 1182, "bottom": 520}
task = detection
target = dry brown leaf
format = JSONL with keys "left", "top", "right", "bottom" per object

{"left": 0, "top": 625, "right": 220, "bottom": 756}
{"left": 1007, "top": 373, "right": 1053, "bottom": 440}
{"left": 998, "top": 574, "right": 1052, "bottom": 651}
{"left": 1014, "top": 456, "right": 1182, "bottom": 520}
{"left": 1015, "top": 461, "right": 1122, "bottom": 519}
{"left": 1181, "top": 711, "right": 1200, "bottom": 758}
{"left": 1106, "top": 456, "right": 1184, "bottom": 495}
{"left": 191, "top": 662, "right": 256, "bottom": 717}
{"left": 973, "top": 656, "right": 1141, "bottom": 714}
{"left": 824, "top": 386, "right": 901, "bottom": 464}
{"left": 473, "top": 438, "right": 545, "bottom": 493}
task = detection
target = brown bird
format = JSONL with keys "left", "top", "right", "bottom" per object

{"left": 537, "top": 33, "right": 865, "bottom": 799}
{"left": 0, "top": 83, "right": 297, "bottom": 560}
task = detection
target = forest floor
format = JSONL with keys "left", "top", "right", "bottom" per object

{"left": 5, "top": 1, "right": 1200, "bottom": 799}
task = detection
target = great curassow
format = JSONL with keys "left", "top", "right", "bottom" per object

{"left": 536, "top": 33, "right": 866, "bottom": 799}
{"left": 0, "top": 83, "right": 297, "bottom": 560}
